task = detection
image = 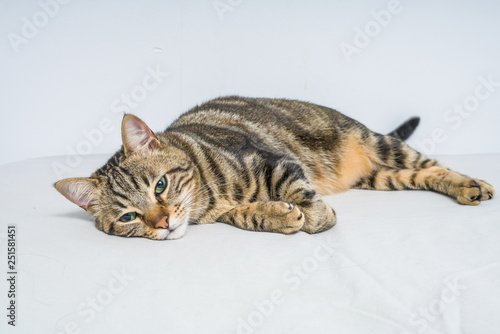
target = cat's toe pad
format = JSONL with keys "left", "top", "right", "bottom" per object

{"left": 475, "top": 179, "right": 495, "bottom": 201}
{"left": 457, "top": 179, "right": 495, "bottom": 205}
{"left": 272, "top": 202, "right": 305, "bottom": 233}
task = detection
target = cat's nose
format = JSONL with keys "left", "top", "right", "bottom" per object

{"left": 155, "top": 214, "right": 169, "bottom": 229}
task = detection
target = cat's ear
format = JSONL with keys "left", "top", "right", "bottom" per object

{"left": 121, "top": 114, "right": 160, "bottom": 156}
{"left": 54, "top": 178, "right": 99, "bottom": 214}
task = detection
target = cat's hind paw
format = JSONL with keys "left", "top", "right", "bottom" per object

{"left": 457, "top": 179, "right": 495, "bottom": 205}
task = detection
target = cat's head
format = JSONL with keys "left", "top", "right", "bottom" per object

{"left": 55, "top": 114, "right": 201, "bottom": 240}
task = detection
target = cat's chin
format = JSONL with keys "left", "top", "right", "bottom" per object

{"left": 166, "top": 221, "right": 188, "bottom": 240}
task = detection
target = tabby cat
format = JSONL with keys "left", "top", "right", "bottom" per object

{"left": 55, "top": 96, "right": 495, "bottom": 240}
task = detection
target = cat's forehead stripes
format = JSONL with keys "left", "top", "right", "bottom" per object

{"left": 118, "top": 166, "right": 141, "bottom": 189}
{"left": 106, "top": 173, "right": 136, "bottom": 206}
{"left": 107, "top": 164, "right": 156, "bottom": 190}
{"left": 141, "top": 175, "right": 151, "bottom": 187}
{"left": 166, "top": 165, "right": 191, "bottom": 174}
{"left": 109, "top": 168, "right": 137, "bottom": 193}
{"left": 110, "top": 197, "right": 129, "bottom": 210}
{"left": 98, "top": 165, "right": 149, "bottom": 211}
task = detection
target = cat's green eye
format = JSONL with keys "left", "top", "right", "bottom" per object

{"left": 155, "top": 176, "right": 167, "bottom": 194}
{"left": 119, "top": 212, "right": 137, "bottom": 222}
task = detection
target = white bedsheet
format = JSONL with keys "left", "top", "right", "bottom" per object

{"left": 1, "top": 154, "right": 499, "bottom": 334}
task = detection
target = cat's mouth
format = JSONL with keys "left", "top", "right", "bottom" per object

{"left": 154, "top": 220, "right": 188, "bottom": 240}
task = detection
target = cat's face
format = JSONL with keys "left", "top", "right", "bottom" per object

{"left": 55, "top": 115, "right": 201, "bottom": 240}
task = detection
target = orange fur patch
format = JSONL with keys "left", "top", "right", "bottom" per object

{"left": 312, "top": 136, "right": 373, "bottom": 194}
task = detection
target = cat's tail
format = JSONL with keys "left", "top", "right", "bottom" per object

{"left": 387, "top": 116, "right": 420, "bottom": 141}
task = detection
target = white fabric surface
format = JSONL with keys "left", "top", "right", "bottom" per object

{"left": 1, "top": 154, "right": 499, "bottom": 334}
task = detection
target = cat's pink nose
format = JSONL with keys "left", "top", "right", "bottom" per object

{"left": 155, "top": 214, "right": 169, "bottom": 229}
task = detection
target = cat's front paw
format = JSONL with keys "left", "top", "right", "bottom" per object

{"left": 269, "top": 202, "right": 305, "bottom": 234}
{"left": 457, "top": 179, "right": 495, "bottom": 205}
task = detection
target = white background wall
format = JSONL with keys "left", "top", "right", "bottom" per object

{"left": 1, "top": 0, "right": 500, "bottom": 171}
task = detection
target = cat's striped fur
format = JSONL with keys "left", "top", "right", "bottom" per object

{"left": 55, "top": 96, "right": 495, "bottom": 240}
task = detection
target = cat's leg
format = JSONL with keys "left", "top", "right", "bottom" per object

{"left": 282, "top": 185, "right": 337, "bottom": 234}
{"left": 354, "top": 134, "right": 495, "bottom": 205}
{"left": 217, "top": 160, "right": 337, "bottom": 234}
{"left": 216, "top": 201, "right": 305, "bottom": 234}
{"left": 217, "top": 196, "right": 335, "bottom": 235}
{"left": 354, "top": 165, "right": 494, "bottom": 205}
{"left": 270, "top": 161, "right": 337, "bottom": 234}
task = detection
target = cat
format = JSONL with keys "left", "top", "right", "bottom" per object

{"left": 55, "top": 96, "right": 495, "bottom": 240}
